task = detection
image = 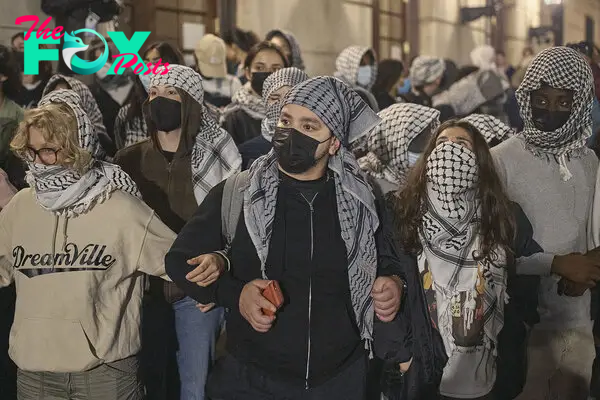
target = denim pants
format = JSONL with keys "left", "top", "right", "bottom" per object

{"left": 173, "top": 297, "right": 225, "bottom": 400}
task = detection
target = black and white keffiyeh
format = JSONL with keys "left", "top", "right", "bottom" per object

{"left": 461, "top": 114, "right": 513, "bottom": 144}
{"left": 516, "top": 46, "right": 594, "bottom": 174}
{"left": 266, "top": 29, "right": 305, "bottom": 70}
{"left": 114, "top": 104, "right": 148, "bottom": 149}
{"left": 245, "top": 76, "right": 381, "bottom": 345}
{"left": 359, "top": 103, "right": 440, "bottom": 185}
{"left": 261, "top": 67, "right": 309, "bottom": 141}
{"left": 150, "top": 64, "right": 241, "bottom": 204}
{"left": 410, "top": 56, "right": 446, "bottom": 87}
{"left": 426, "top": 142, "right": 478, "bottom": 220}
{"left": 43, "top": 74, "right": 108, "bottom": 141}
{"left": 29, "top": 89, "right": 141, "bottom": 217}
{"left": 221, "top": 84, "right": 266, "bottom": 122}
{"left": 335, "top": 46, "right": 378, "bottom": 90}
{"left": 420, "top": 141, "right": 506, "bottom": 359}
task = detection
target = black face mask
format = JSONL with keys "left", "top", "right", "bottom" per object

{"left": 531, "top": 106, "right": 571, "bottom": 132}
{"left": 150, "top": 96, "right": 182, "bottom": 132}
{"left": 250, "top": 72, "right": 272, "bottom": 96}
{"left": 273, "top": 127, "right": 331, "bottom": 174}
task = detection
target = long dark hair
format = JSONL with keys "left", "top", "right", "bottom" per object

{"left": 243, "top": 41, "right": 290, "bottom": 70}
{"left": 143, "top": 42, "right": 184, "bottom": 65}
{"left": 372, "top": 59, "right": 403, "bottom": 94}
{"left": 389, "top": 119, "right": 516, "bottom": 260}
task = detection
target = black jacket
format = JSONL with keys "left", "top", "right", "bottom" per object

{"left": 222, "top": 109, "right": 262, "bottom": 145}
{"left": 166, "top": 172, "right": 407, "bottom": 388}
{"left": 238, "top": 135, "right": 272, "bottom": 170}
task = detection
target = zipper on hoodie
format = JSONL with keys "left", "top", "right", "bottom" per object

{"left": 300, "top": 192, "right": 318, "bottom": 390}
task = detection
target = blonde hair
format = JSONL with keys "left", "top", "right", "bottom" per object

{"left": 11, "top": 103, "right": 92, "bottom": 173}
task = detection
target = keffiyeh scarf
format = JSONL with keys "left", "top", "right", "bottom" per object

{"left": 43, "top": 74, "right": 108, "bottom": 140}
{"left": 420, "top": 141, "right": 507, "bottom": 359}
{"left": 462, "top": 114, "right": 513, "bottom": 144}
{"left": 359, "top": 103, "right": 440, "bottom": 185}
{"left": 410, "top": 56, "right": 446, "bottom": 87}
{"left": 245, "top": 77, "right": 381, "bottom": 345}
{"left": 29, "top": 90, "right": 140, "bottom": 217}
{"left": 261, "top": 67, "right": 309, "bottom": 141}
{"left": 266, "top": 30, "right": 305, "bottom": 70}
{"left": 221, "top": 84, "right": 266, "bottom": 122}
{"left": 335, "top": 46, "right": 378, "bottom": 90}
{"left": 516, "top": 46, "right": 594, "bottom": 180}
{"left": 150, "top": 65, "right": 241, "bottom": 204}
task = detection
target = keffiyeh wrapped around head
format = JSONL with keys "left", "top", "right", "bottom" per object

{"left": 149, "top": 64, "right": 241, "bottom": 204}
{"left": 43, "top": 74, "right": 108, "bottom": 141}
{"left": 29, "top": 89, "right": 140, "bottom": 217}
{"left": 516, "top": 46, "right": 594, "bottom": 163}
{"left": 335, "top": 45, "right": 378, "bottom": 90}
{"left": 359, "top": 103, "right": 440, "bottom": 185}
{"left": 261, "top": 67, "right": 309, "bottom": 141}
{"left": 461, "top": 114, "right": 513, "bottom": 144}
{"left": 266, "top": 30, "right": 305, "bottom": 70}
{"left": 245, "top": 76, "right": 381, "bottom": 346}
{"left": 410, "top": 56, "right": 446, "bottom": 87}
{"left": 221, "top": 86, "right": 266, "bottom": 122}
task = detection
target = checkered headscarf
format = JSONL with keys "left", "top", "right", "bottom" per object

{"left": 266, "top": 29, "right": 305, "bottom": 70}
{"left": 29, "top": 90, "right": 140, "bottom": 217}
{"left": 462, "top": 114, "right": 513, "bottom": 144}
{"left": 516, "top": 46, "right": 594, "bottom": 161}
{"left": 150, "top": 65, "right": 242, "bottom": 204}
{"left": 221, "top": 85, "right": 266, "bottom": 122}
{"left": 335, "top": 46, "right": 378, "bottom": 90}
{"left": 43, "top": 75, "right": 108, "bottom": 142}
{"left": 410, "top": 56, "right": 446, "bottom": 87}
{"left": 420, "top": 141, "right": 506, "bottom": 360}
{"left": 359, "top": 103, "right": 440, "bottom": 185}
{"left": 244, "top": 76, "right": 381, "bottom": 346}
{"left": 261, "top": 67, "right": 309, "bottom": 141}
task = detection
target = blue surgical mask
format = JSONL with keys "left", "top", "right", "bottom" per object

{"left": 407, "top": 151, "right": 421, "bottom": 167}
{"left": 357, "top": 65, "right": 373, "bottom": 87}
{"left": 139, "top": 73, "right": 151, "bottom": 93}
{"left": 397, "top": 78, "right": 411, "bottom": 95}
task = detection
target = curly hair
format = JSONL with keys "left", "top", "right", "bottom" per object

{"left": 388, "top": 118, "right": 516, "bottom": 260}
{"left": 11, "top": 103, "right": 92, "bottom": 173}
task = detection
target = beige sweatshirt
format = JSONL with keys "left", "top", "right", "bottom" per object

{"left": 0, "top": 189, "right": 176, "bottom": 372}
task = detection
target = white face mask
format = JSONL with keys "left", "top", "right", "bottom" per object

{"left": 356, "top": 65, "right": 373, "bottom": 87}
{"left": 139, "top": 73, "right": 151, "bottom": 93}
{"left": 407, "top": 151, "right": 421, "bottom": 167}
{"left": 96, "top": 62, "right": 111, "bottom": 79}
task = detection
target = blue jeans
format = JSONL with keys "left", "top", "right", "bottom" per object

{"left": 173, "top": 296, "right": 224, "bottom": 400}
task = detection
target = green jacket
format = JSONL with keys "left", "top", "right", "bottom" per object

{"left": 0, "top": 99, "right": 24, "bottom": 170}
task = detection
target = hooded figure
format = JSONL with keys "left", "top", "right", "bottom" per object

{"left": 462, "top": 113, "right": 513, "bottom": 147}
{"left": 43, "top": 74, "right": 112, "bottom": 157}
{"left": 492, "top": 47, "right": 599, "bottom": 400}
{"left": 238, "top": 67, "right": 309, "bottom": 169}
{"left": 359, "top": 103, "right": 440, "bottom": 193}
{"left": 0, "top": 89, "right": 175, "bottom": 400}
{"left": 266, "top": 29, "right": 305, "bottom": 70}
{"left": 402, "top": 56, "right": 446, "bottom": 108}
{"left": 335, "top": 45, "right": 380, "bottom": 112}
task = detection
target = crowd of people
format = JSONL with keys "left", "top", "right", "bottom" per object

{"left": 1, "top": 21, "right": 600, "bottom": 400}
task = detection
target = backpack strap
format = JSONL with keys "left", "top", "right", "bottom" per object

{"left": 221, "top": 170, "right": 249, "bottom": 251}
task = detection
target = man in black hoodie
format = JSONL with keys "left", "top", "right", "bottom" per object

{"left": 166, "top": 77, "right": 407, "bottom": 399}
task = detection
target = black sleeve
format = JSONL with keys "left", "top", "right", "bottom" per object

{"left": 222, "top": 112, "right": 243, "bottom": 145}
{"left": 512, "top": 202, "right": 543, "bottom": 258}
{"left": 164, "top": 181, "right": 245, "bottom": 308}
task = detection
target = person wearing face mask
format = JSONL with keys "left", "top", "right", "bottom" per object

{"left": 43, "top": 75, "right": 111, "bottom": 159}
{"left": 1, "top": 89, "right": 176, "bottom": 400}
{"left": 389, "top": 119, "right": 542, "bottom": 400}
{"left": 334, "top": 45, "right": 379, "bottom": 112}
{"left": 461, "top": 114, "right": 513, "bottom": 148}
{"left": 399, "top": 56, "right": 445, "bottom": 108}
{"left": 165, "top": 77, "right": 410, "bottom": 399}
{"left": 265, "top": 29, "right": 305, "bottom": 70}
{"left": 371, "top": 59, "right": 404, "bottom": 111}
{"left": 220, "top": 42, "right": 289, "bottom": 145}
{"left": 87, "top": 38, "right": 134, "bottom": 152}
{"left": 238, "top": 67, "right": 309, "bottom": 169}
{"left": 358, "top": 103, "right": 439, "bottom": 194}
{"left": 115, "top": 65, "right": 241, "bottom": 400}
{"left": 492, "top": 47, "right": 600, "bottom": 400}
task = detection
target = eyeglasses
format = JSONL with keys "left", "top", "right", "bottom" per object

{"left": 24, "top": 147, "right": 61, "bottom": 165}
